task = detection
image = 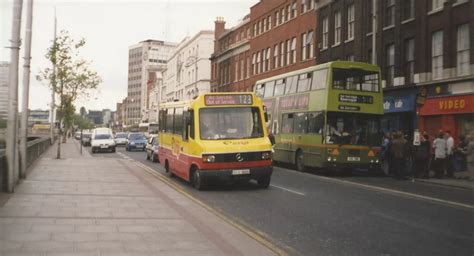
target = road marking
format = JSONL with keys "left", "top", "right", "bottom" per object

{"left": 270, "top": 184, "right": 305, "bottom": 196}
{"left": 277, "top": 168, "right": 474, "bottom": 210}
{"left": 129, "top": 160, "right": 289, "bottom": 256}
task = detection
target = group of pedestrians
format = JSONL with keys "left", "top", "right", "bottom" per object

{"left": 381, "top": 130, "right": 473, "bottom": 180}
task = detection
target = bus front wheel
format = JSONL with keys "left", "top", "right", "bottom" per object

{"left": 295, "top": 150, "right": 305, "bottom": 172}
{"left": 257, "top": 176, "right": 271, "bottom": 188}
{"left": 192, "top": 169, "right": 206, "bottom": 190}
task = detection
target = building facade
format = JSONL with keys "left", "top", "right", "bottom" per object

{"left": 126, "top": 40, "right": 177, "bottom": 126}
{"left": 162, "top": 30, "right": 214, "bottom": 102}
{"left": 315, "top": 0, "right": 473, "bottom": 141}
{"left": 211, "top": 0, "right": 318, "bottom": 92}
{"left": 0, "top": 62, "right": 9, "bottom": 120}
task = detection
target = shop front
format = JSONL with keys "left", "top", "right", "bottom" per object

{"left": 418, "top": 94, "right": 474, "bottom": 142}
{"left": 381, "top": 91, "right": 417, "bottom": 136}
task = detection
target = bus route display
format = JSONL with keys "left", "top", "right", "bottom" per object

{"left": 204, "top": 94, "right": 253, "bottom": 106}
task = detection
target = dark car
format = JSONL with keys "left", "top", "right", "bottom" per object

{"left": 126, "top": 133, "right": 147, "bottom": 151}
{"left": 146, "top": 135, "right": 159, "bottom": 162}
{"left": 81, "top": 133, "right": 92, "bottom": 146}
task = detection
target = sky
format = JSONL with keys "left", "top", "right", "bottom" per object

{"left": 0, "top": 0, "right": 257, "bottom": 112}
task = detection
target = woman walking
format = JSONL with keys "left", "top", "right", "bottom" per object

{"left": 432, "top": 132, "right": 447, "bottom": 178}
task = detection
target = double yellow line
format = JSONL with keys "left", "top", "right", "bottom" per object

{"left": 133, "top": 161, "right": 291, "bottom": 256}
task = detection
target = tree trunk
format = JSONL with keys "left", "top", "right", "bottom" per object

{"left": 56, "top": 118, "right": 61, "bottom": 159}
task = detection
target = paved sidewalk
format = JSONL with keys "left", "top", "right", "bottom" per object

{"left": 0, "top": 139, "right": 277, "bottom": 256}
{"left": 414, "top": 177, "right": 474, "bottom": 190}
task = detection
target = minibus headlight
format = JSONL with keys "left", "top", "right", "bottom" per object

{"left": 375, "top": 159, "right": 379, "bottom": 163}
{"left": 262, "top": 152, "right": 271, "bottom": 160}
{"left": 327, "top": 157, "right": 332, "bottom": 162}
{"left": 202, "top": 155, "right": 215, "bottom": 163}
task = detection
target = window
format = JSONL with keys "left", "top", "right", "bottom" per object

{"left": 334, "top": 11, "right": 341, "bottom": 45}
{"left": 322, "top": 17, "right": 329, "bottom": 49}
{"left": 281, "top": 9, "right": 285, "bottom": 23}
{"left": 287, "top": 5, "right": 291, "bottom": 21}
{"left": 235, "top": 60, "right": 238, "bottom": 81}
{"left": 273, "top": 44, "right": 278, "bottom": 69}
{"left": 302, "top": 0, "right": 308, "bottom": 13}
{"left": 403, "top": 0, "right": 415, "bottom": 20}
{"left": 292, "top": 1, "right": 297, "bottom": 18}
{"left": 457, "top": 24, "right": 470, "bottom": 76}
{"left": 347, "top": 4, "right": 355, "bottom": 40}
{"left": 259, "top": 20, "right": 263, "bottom": 34}
{"left": 294, "top": 113, "right": 308, "bottom": 134}
{"left": 165, "top": 108, "right": 174, "bottom": 133}
{"left": 386, "top": 44, "right": 395, "bottom": 86}
{"left": 286, "top": 40, "right": 291, "bottom": 65}
{"left": 311, "top": 69, "right": 328, "bottom": 90}
{"left": 431, "top": 0, "right": 443, "bottom": 11}
{"left": 432, "top": 30, "right": 443, "bottom": 79}
{"left": 264, "top": 81, "right": 275, "bottom": 98}
{"left": 276, "top": 11, "right": 280, "bottom": 26}
{"left": 405, "top": 38, "right": 415, "bottom": 83}
{"left": 281, "top": 113, "right": 294, "bottom": 133}
{"left": 285, "top": 75, "right": 298, "bottom": 94}
{"left": 263, "top": 18, "right": 267, "bottom": 32}
{"left": 302, "top": 31, "right": 313, "bottom": 60}
{"left": 297, "top": 73, "right": 312, "bottom": 92}
{"left": 252, "top": 53, "right": 256, "bottom": 75}
{"left": 308, "top": 112, "right": 324, "bottom": 134}
{"left": 385, "top": 0, "right": 395, "bottom": 27}
{"left": 174, "top": 108, "right": 183, "bottom": 135}
{"left": 256, "top": 51, "right": 261, "bottom": 74}
{"left": 268, "top": 15, "right": 272, "bottom": 29}
{"left": 240, "top": 59, "right": 244, "bottom": 80}
{"left": 332, "top": 68, "right": 380, "bottom": 92}
{"left": 253, "top": 24, "right": 257, "bottom": 37}
{"left": 265, "top": 48, "right": 271, "bottom": 72}
{"left": 291, "top": 37, "right": 297, "bottom": 64}
{"left": 255, "top": 83, "right": 264, "bottom": 98}
{"left": 274, "top": 79, "right": 285, "bottom": 96}
{"left": 199, "top": 107, "right": 263, "bottom": 140}
{"left": 280, "top": 42, "right": 285, "bottom": 66}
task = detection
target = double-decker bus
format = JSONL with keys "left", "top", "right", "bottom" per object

{"left": 255, "top": 61, "right": 383, "bottom": 172}
{"left": 158, "top": 93, "right": 273, "bottom": 190}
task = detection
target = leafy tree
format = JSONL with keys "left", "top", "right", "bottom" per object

{"left": 73, "top": 114, "right": 94, "bottom": 130}
{"left": 37, "top": 30, "right": 101, "bottom": 159}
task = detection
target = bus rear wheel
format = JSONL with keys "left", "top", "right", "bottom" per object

{"left": 295, "top": 150, "right": 305, "bottom": 172}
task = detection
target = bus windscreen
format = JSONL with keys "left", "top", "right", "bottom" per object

{"left": 325, "top": 112, "right": 381, "bottom": 146}
{"left": 199, "top": 107, "right": 263, "bottom": 140}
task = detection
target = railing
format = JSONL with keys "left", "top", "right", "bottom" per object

{"left": 0, "top": 136, "right": 55, "bottom": 192}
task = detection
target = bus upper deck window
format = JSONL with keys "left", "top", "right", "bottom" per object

{"left": 285, "top": 76, "right": 298, "bottom": 94}
{"left": 264, "top": 81, "right": 275, "bottom": 98}
{"left": 311, "top": 69, "right": 328, "bottom": 90}
{"left": 274, "top": 79, "right": 285, "bottom": 96}
{"left": 255, "top": 84, "right": 265, "bottom": 98}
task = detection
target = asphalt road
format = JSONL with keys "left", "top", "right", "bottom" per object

{"left": 87, "top": 145, "right": 474, "bottom": 256}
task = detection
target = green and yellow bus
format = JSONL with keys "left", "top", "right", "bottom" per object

{"left": 255, "top": 61, "right": 383, "bottom": 172}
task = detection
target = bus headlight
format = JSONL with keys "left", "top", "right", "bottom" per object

{"left": 262, "top": 152, "right": 271, "bottom": 160}
{"left": 327, "top": 157, "right": 332, "bottom": 162}
{"left": 375, "top": 159, "right": 379, "bottom": 163}
{"left": 202, "top": 155, "right": 216, "bottom": 163}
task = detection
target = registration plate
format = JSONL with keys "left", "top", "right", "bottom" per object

{"left": 347, "top": 157, "right": 360, "bottom": 161}
{"left": 232, "top": 169, "right": 250, "bottom": 175}
{"left": 100, "top": 145, "right": 108, "bottom": 149}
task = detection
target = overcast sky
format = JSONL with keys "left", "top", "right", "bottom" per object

{"left": 0, "top": 0, "right": 256, "bottom": 112}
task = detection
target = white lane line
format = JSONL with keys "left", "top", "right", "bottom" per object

{"left": 277, "top": 168, "right": 473, "bottom": 210}
{"left": 270, "top": 184, "right": 305, "bottom": 196}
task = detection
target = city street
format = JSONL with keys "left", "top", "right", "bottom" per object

{"left": 87, "top": 145, "right": 474, "bottom": 256}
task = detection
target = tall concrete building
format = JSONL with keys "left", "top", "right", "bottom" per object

{"left": 162, "top": 30, "right": 214, "bottom": 102}
{"left": 0, "top": 62, "right": 10, "bottom": 120}
{"left": 126, "top": 39, "right": 177, "bottom": 126}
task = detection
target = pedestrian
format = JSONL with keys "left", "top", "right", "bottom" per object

{"left": 389, "top": 131, "right": 407, "bottom": 179}
{"left": 414, "top": 133, "right": 430, "bottom": 179}
{"left": 445, "top": 130, "right": 455, "bottom": 177}
{"left": 432, "top": 131, "right": 447, "bottom": 178}
{"left": 454, "top": 135, "right": 468, "bottom": 175}
{"left": 381, "top": 132, "right": 392, "bottom": 175}
{"left": 466, "top": 132, "right": 474, "bottom": 180}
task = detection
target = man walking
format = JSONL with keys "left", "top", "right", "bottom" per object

{"left": 445, "top": 130, "right": 455, "bottom": 177}
{"left": 390, "top": 132, "right": 407, "bottom": 179}
{"left": 433, "top": 132, "right": 447, "bottom": 178}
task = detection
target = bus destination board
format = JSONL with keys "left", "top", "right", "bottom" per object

{"left": 338, "top": 105, "right": 361, "bottom": 111}
{"left": 339, "top": 94, "right": 373, "bottom": 104}
{"left": 205, "top": 94, "right": 253, "bottom": 106}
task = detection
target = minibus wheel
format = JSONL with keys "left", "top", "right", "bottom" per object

{"left": 192, "top": 169, "right": 206, "bottom": 190}
{"left": 257, "top": 176, "right": 271, "bottom": 188}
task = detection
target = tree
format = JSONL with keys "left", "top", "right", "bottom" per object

{"left": 73, "top": 114, "right": 94, "bottom": 130}
{"left": 37, "top": 30, "right": 101, "bottom": 159}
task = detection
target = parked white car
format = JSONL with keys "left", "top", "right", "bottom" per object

{"left": 91, "top": 128, "right": 116, "bottom": 153}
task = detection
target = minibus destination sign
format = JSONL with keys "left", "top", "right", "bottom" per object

{"left": 205, "top": 94, "right": 253, "bottom": 106}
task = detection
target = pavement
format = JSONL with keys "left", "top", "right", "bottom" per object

{"left": 0, "top": 139, "right": 278, "bottom": 256}
{"left": 415, "top": 176, "right": 474, "bottom": 190}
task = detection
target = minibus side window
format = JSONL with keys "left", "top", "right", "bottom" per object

{"left": 189, "top": 110, "right": 195, "bottom": 139}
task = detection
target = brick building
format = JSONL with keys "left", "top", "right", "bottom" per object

{"left": 315, "top": 0, "right": 473, "bottom": 140}
{"left": 211, "top": 0, "right": 319, "bottom": 92}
